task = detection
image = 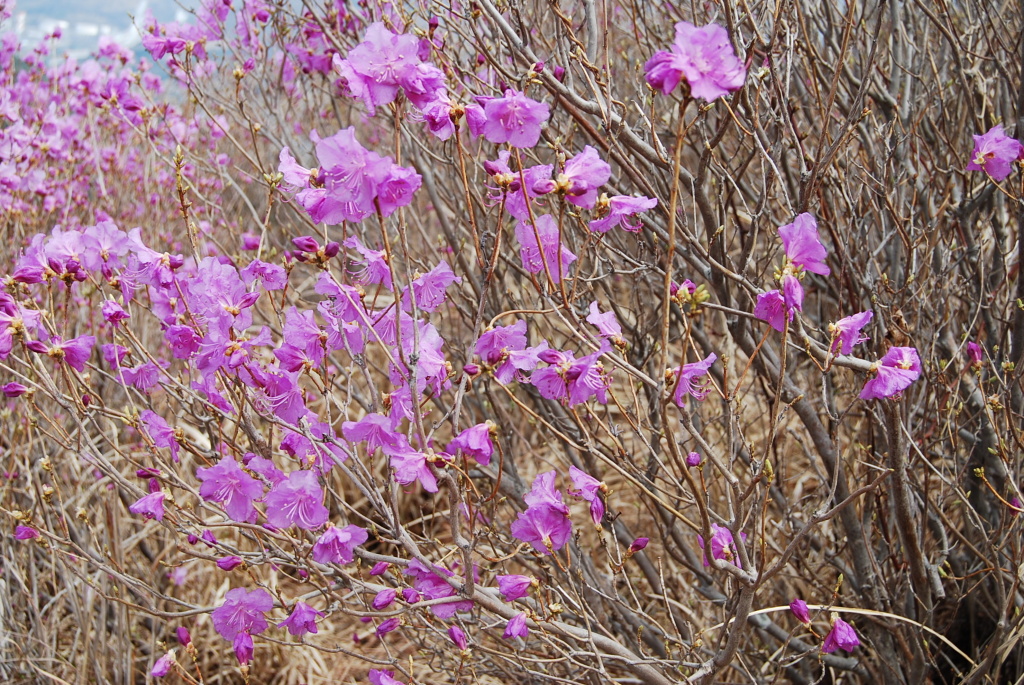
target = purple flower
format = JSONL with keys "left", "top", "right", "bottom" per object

{"left": 778, "top": 213, "right": 830, "bottom": 276}
{"left": 790, "top": 599, "right": 811, "bottom": 624}
{"left": 697, "top": 523, "right": 746, "bottom": 568}
{"left": 370, "top": 561, "right": 391, "bottom": 576}
{"left": 402, "top": 260, "right": 461, "bottom": 312}
{"left": 14, "top": 525, "right": 39, "bottom": 540}
{"left": 372, "top": 588, "right": 397, "bottom": 610}
{"left": 402, "top": 588, "right": 420, "bottom": 603}
{"left": 474, "top": 320, "right": 529, "bottom": 384}
{"left": 386, "top": 439, "right": 438, "bottom": 493}
{"left": 822, "top": 616, "right": 859, "bottom": 653}
{"left": 447, "top": 423, "right": 495, "bottom": 466}
{"left": 568, "top": 465, "right": 606, "bottom": 525}
{"left": 686, "top": 451, "right": 702, "bottom": 467}
{"left": 967, "top": 124, "right": 1023, "bottom": 181}
{"left": 966, "top": 341, "right": 984, "bottom": 368}
{"left": 2, "top": 382, "right": 28, "bottom": 398}
{"left": 217, "top": 556, "right": 245, "bottom": 572}
{"left": 196, "top": 458, "right": 264, "bottom": 523}
{"left": 448, "top": 624, "right": 468, "bottom": 650}
{"left": 41, "top": 335, "right": 95, "bottom": 372}
{"left": 369, "top": 669, "right": 406, "bottom": 685}
{"left": 782, "top": 274, "right": 804, "bottom": 313}
{"left": 589, "top": 194, "right": 659, "bottom": 233}
{"left": 232, "top": 632, "right": 254, "bottom": 665}
{"left": 586, "top": 301, "right": 622, "bottom": 340}
{"left": 211, "top": 587, "right": 273, "bottom": 641}
{"left": 859, "top": 347, "right": 922, "bottom": 400}
{"left": 644, "top": 22, "right": 746, "bottom": 101}
{"left": 480, "top": 90, "right": 550, "bottom": 148}
{"left": 515, "top": 215, "right": 577, "bottom": 284}
{"left": 176, "top": 627, "right": 192, "bottom": 646}
{"left": 376, "top": 617, "right": 401, "bottom": 637}
{"left": 404, "top": 558, "right": 474, "bottom": 618}
{"left": 754, "top": 290, "right": 790, "bottom": 333}
{"left": 534, "top": 146, "right": 610, "bottom": 209}
{"left": 278, "top": 601, "right": 323, "bottom": 636}
{"left": 140, "top": 410, "right": 180, "bottom": 463}
{"left": 671, "top": 352, "right": 717, "bottom": 405}
{"left": 503, "top": 612, "right": 529, "bottom": 640}
{"left": 150, "top": 652, "right": 175, "bottom": 677}
{"left": 496, "top": 574, "right": 535, "bottom": 602}
{"left": 830, "top": 311, "right": 873, "bottom": 355}
{"left": 101, "top": 300, "right": 130, "bottom": 323}
{"left": 342, "top": 413, "right": 401, "bottom": 453}
{"left": 629, "top": 537, "right": 650, "bottom": 553}
{"left": 510, "top": 471, "right": 572, "bottom": 555}
{"left": 262, "top": 470, "right": 329, "bottom": 530}
{"left": 311, "top": 523, "right": 368, "bottom": 565}
{"left": 129, "top": 491, "right": 165, "bottom": 521}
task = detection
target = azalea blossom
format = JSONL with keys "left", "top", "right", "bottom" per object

{"left": 822, "top": 615, "right": 860, "bottom": 653}
{"left": 645, "top": 22, "right": 746, "bottom": 101}
{"left": 859, "top": 347, "right": 922, "bottom": 400}
{"left": 778, "top": 213, "right": 830, "bottom": 276}
{"left": 262, "top": 470, "right": 329, "bottom": 530}
{"left": 966, "top": 124, "right": 1023, "bottom": 181}
{"left": 829, "top": 311, "right": 872, "bottom": 355}
{"left": 211, "top": 587, "right": 274, "bottom": 641}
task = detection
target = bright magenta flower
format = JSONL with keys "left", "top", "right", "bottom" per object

{"left": 671, "top": 352, "right": 717, "bottom": 405}
{"left": 859, "top": 347, "right": 921, "bottom": 400}
{"left": 196, "top": 458, "right": 264, "bottom": 523}
{"left": 790, "top": 598, "right": 811, "bottom": 624}
{"left": 211, "top": 587, "right": 273, "bottom": 641}
{"left": 503, "top": 612, "right": 529, "bottom": 640}
{"left": 967, "top": 124, "right": 1022, "bottom": 181}
{"left": 479, "top": 89, "right": 550, "bottom": 148}
{"left": 829, "top": 311, "right": 872, "bottom": 355}
{"left": 645, "top": 22, "right": 746, "bottom": 101}
{"left": 277, "top": 601, "right": 324, "bottom": 636}
{"left": 510, "top": 471, "right": 572, "bottom": 554}
{"left": 779, "top": 213, "right": 830, "bottom": 276}
{"left": 262, "top": 470, "right": 329, "bottom": 530}
{"left": 822, "top": 616, "right": 859, "bottom": 653}
{"left": 496, "top": 574, "right": 535, "bottom": 602}
{"left": 311, "top": 523, "right": 368, "bottom": 565}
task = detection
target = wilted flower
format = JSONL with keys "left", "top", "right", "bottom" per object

{"left": 822, "top": 615, "right": 860, "bottom": 653}
{"left": 14, "top": 525, "right": 39, "bottom": 540}
{"left": 967, "top": 124, "right": 1023, "bottom": 181}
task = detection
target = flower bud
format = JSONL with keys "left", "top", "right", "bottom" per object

{"left": 448, "top": 624, "right": 468, "bottom": 650}
{"left": 217, "top": 556, "right": 244, "bottom": 571}
{"left": 2, "top": 382, "right": 28, "bottom": 398}
{"left": 629, "top": 537, "right": 649, "bottom": 553}
{"left": 292, "top": 236, "right": 320, "bottom": 252}
{"left": 176, "top": 627, "right": 192, "bottom": 646}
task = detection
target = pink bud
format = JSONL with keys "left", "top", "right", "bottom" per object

{"left": 2, "top": 382, "right": 28, "bottom": 397}
{"left": 790, "top": 598, "right": 811, "bottom": 624}
{"left": 217, "top": 556, "right": 244, "bottom": 571}
{"left": 686, "top": 452, "right": 702, "bottom": 467}
{"left": 292, "top": 236, "right": 320, "bottom": 252}
{"left": 629, "top": 537, "right": 649, "bottom": 553}
{"left": 448, "top": 624, "right": 468, "bottom": 650}
{"left": 176, "top": 627, "right": 192, "bottom": 646}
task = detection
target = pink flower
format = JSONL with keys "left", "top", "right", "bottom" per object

{"left": 369, "top": 669, "right": 406, "bottom": 685}
{"left": 217, "top": 556, "right": 244, "bottom": 571}
{"left": 196, "top": 458, "right": 264, "bottom": 523}
{"left": 859, "top": 347, "right": 922, "bottom": 400}
{"left": 447, "top": 423, "right": 494, "bottom": 466}
{"left": 14, "top": 525, "right": 39, "bottom": 540}
{"left": 386, "top": 439, "right": 438, "bottom": 493}
{"left": 448, "top": 624, "right": 468, "bottom": 650}
{"left": 778, "top": 213, "right": 830, "bottom": 276}
{"left": 140, "top": 410, "right": 180, "bottom": 463}
{"left": 479, "top": 89, "right": 550, "bottom": 148}
{"left": 754, "top": 290, "right": 790, "bottom": 332}
{"left": 586, "top": 301, "right": 622, "bottom": 339}
{"left": 101, "top": 300, "right": 129, "bottom": 323}
{"left": 671, "top": 352, "right": 717, "bottom": 405}
{"left": 311, "top": 523, "right": 368, "bottom": 565}
{"left": 510, "top": 471, "right": 572, "bottom": 555}
{"left": 372, "top": 588, "right": 397, "bottom": 610}
{"left": 262, "top": 470, "right": 329, "bottom": 530}
{"left": 211, "top": 587, "right": 273, "bottom": 640}
{"left": 2, "top": 382, "right": 27, "bottom": 398}
{"left": 496, "top": 574, "right": 535, "bottom": 602}
{"left": 376, "top": 617, "right": 400, "bottom": 637}
{"left": 277, "top": 601, "right": 323, "bottom": 636}
{"left": 830, "top": 311, "right": 873, "bottom": 355}
{"left": 129, "top": 491, "right": 165, "bottom": 521}
{"left": 697, "top": 523, "right": 746, "bottom": 568}
{"left": 967, "top": 125, "right": 1023, "bottom": 181}
{"left": 686, "top": 451, "right": 702, "bottom": 467}
{"left": 790, "top": 598, "right": 811, "bottom": 624}
{"left": 589, "top": 194, "right": 659, "bottom": 233}
{"left": 644, "top": 22, "right": 746, "bottom": 101}
{"left": 966, "top": 341, "right": 984, "bottom": 368}
{"left": 150, "top": 652, "right": 175, "bottom": 677}
{"left": 403, "top": 559, "right": 474, "bottom": 618}
{"left": 822, "top": 616, "right": 859, "bottom": 653}
{"left": 533, "top": 146, "right": 610, "bottom": 209}
{"left": 515, "top": 215, "right": 577, "bottom": 284}
{"left": 232, "top": 632, "right": 254, "bottom": 665}
{"left": 568, "top": 465, "right": 606, "bottom": 525}
{"left": 503, "top": 612, "right": 529, "bottom": 640}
